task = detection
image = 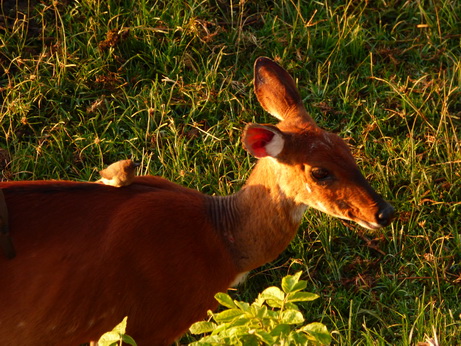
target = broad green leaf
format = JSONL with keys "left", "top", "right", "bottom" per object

{"left": 282, "top": 271, "right": 307, "bottom": 293}
{"left": 211, "top": 321, "right": 231, "bottom": 335}
{"left": 240, "top": 334, "right": 260, "bottom": 346}
{"left": 280, "top": 309, "right": 305, "bottom": 325}
{"left": 288, "top": 330, "right": 309, "bottom": 345}
{"left": 300, "top": 322, "right": 332, "bottom": 345}
{"left": 250, "top": 304, "right": 268, "bottom": 319}
{"left": 255, "top": 330, "right": 275, "bottom": 345}
{"left": 98, "top": 317, "right": 131, "bottom": 346}
{"left": 215, "top": 292, "right": 237, "bottom": 309}
{"left": 227, "top": 316, "right": 252, "bottom": 328}
{"left": 189, "top": 321, "right": 217, "bottom": 334}
{"left": 260, "top": 286, "right": 285, "bottom": 308}
{"left": 270, "top": 323, "right": 291, "bottom": 338}
{"left": 214, "top": 308, "right": 246, "bottom": 323}
{"left": 266, "top": 308, "right": 279, "bottom": 320}
{"left": 226, "top": 325, "right": 252, "bottom": 338}
{"left": 98, "top": 331, "right": 122, "bottom": 346}
{"left": 121, "top": 334, "right": 137, "bottom": 346}
{"left": 287, "top": 291, "right": 319, "bottom": 303}
{"left": 284, "top": 302, "right": 300, "bottom": 311}
{"left": 234, "top": 300, "right": 251, "bottom": 312}
{"left": 111, "top": 316, "right": 128, "bottom": 334}
{"left": 253, "top": 295, "right": 264, "bottom": 307}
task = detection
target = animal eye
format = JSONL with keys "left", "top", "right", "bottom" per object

{"left": 311, "top": 167, "right": 331, "bottom": 181}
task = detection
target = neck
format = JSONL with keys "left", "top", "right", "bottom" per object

{"left": 207, "top": 159, "right": 306, "bottom": 273}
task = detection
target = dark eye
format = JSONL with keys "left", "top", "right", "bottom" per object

{"left": 311, "top": 167, "right": 331, "bottom": 181}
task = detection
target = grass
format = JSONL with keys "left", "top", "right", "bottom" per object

{"left": 1, "top": 0, "right": 460, "bottom": 344}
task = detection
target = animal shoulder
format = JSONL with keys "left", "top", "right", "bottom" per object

{"left": 131, "top": 176, "right": 202, "bottom": 194}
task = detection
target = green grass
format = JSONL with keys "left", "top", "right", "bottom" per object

{"left": 1, "top": 0, "right": 460, "bottom": 344}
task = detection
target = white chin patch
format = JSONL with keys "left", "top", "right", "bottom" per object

{"left": 307, "top": 200, "right": 382, "bottom": 230}
{"left": 355, "top": 219, "right": 382, "bottom": 230}
{"left": 337, "top": 215, "right": 382, "bottom": 230}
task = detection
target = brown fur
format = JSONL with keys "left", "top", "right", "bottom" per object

{"left": 0, "top": 179, "right": 236, "bottom": 345}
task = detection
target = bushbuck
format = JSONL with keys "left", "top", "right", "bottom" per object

{"left": 0, "top": 57, "right": 394, "bottom": 345}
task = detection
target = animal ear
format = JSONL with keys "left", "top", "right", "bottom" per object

{"left": 254, "top": 57, "right": 314, "bottom": 124}
{"left": 242, "top": 124, "right": 284, "bottom": 159}
{"left": 254, "top": 57, "right": 302, "bottom": 121}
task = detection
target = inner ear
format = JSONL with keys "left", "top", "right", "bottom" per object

{"left": 243, "top": 124, "right": 284, "bottom": 158}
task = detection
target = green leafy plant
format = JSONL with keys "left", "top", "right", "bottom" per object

{"left": 97, "top": 317, "right": 137, "bottom": 346}
{"left": 189, "top": 272, "right": 331, "bottom": 345}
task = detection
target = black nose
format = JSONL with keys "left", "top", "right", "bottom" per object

{"left": 376, "top": 203, "right": 395, "bottom": 227}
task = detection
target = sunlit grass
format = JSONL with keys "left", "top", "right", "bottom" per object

{"left": 1, "top": 0, "right": 460, "bottom": 344}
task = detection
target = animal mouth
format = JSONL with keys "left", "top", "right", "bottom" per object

{"left": 355, "top": 219, "right": 382, "bottom": 230}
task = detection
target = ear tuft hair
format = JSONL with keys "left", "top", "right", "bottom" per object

{"left": 242, "top": 124, "right": 284, "bottom": 158}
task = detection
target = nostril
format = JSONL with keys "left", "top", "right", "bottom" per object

{"left": 376, "top": 204, "right": 395, "bottom": 226}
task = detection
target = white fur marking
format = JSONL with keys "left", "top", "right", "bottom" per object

{"left": 231, "top": 272, "right": 249, "bottom": 287}
{"left": 97, "top": 177, "right": 121, "bottom": 187}
{"left": 355, "top": 219, "right": 381, "bottom": 230}
{"left": 305, "top": 183, "right": 312, "bottom": 193}
{"left": 265, "top": 132, "right": 284, "bottom": 157}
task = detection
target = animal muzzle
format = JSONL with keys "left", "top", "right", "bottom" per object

{"left": 375, "top": 202, "right": 395, "bottom": 227}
